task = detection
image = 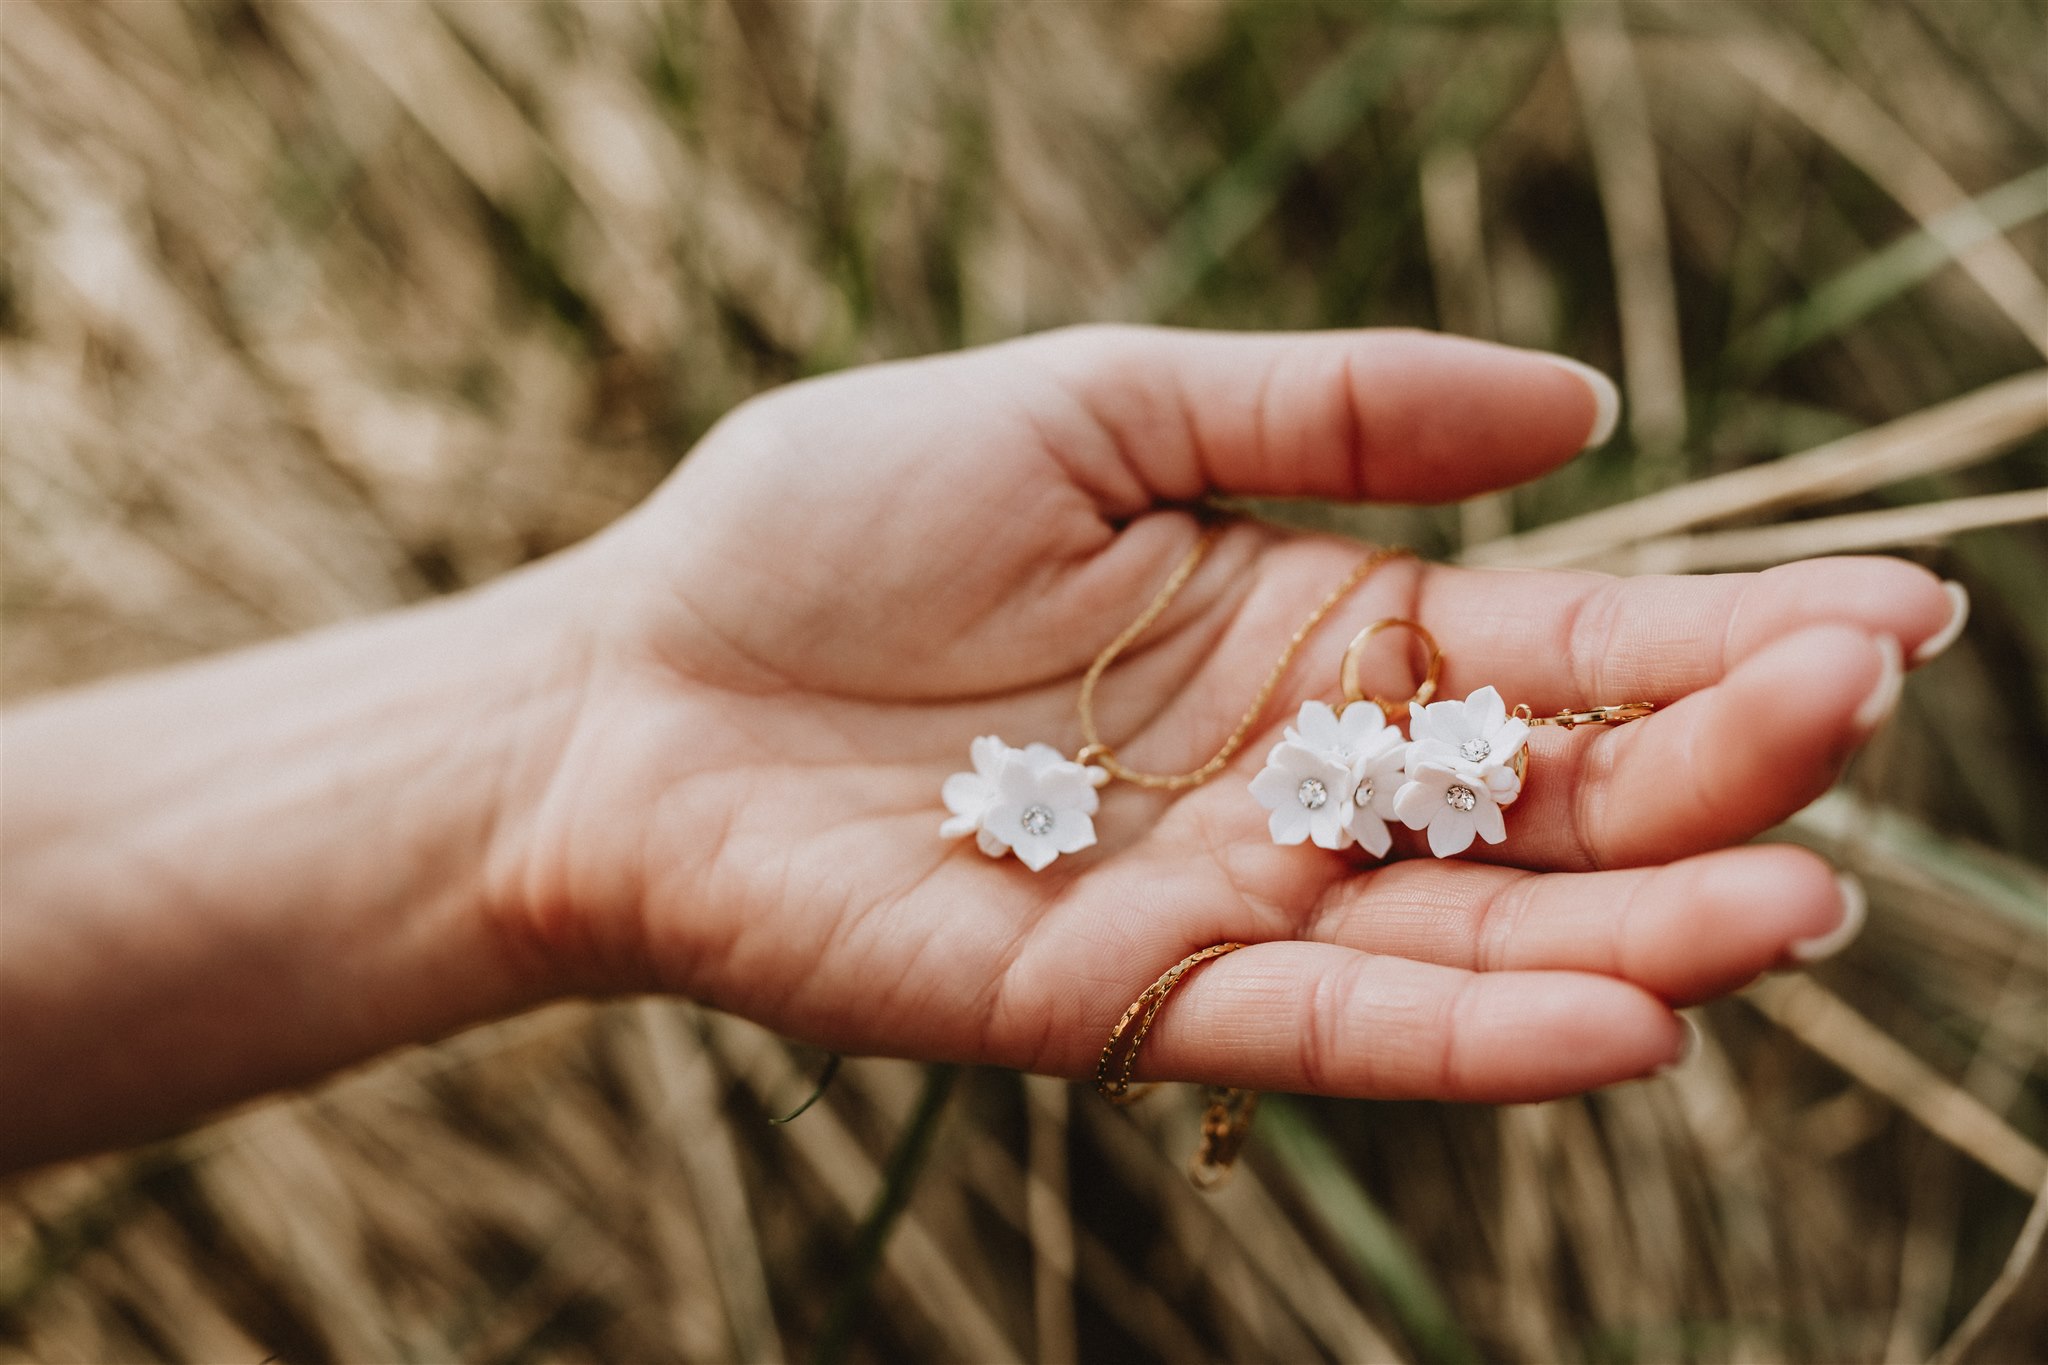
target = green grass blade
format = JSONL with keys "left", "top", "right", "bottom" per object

{"left": 809, "top": 1064, "right": 962, "bottom": 1365}
{"left": 1728, "top": 164, "right": 2048, "bottom": 377}
{"left": 1123, "top": 24, "right": 1418, "bottom": 317}
{"left": 1259, "top": 1098, "right": 1481, "bottom": 1365}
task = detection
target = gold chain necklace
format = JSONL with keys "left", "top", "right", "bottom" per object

{"left": 1074, "top": 529, "right": 1415, "bottom": 787}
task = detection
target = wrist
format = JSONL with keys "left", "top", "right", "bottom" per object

{"left": 0, "top": 551, "right": 601, "bottom": 1166}
{"left": 467, "top": 530, "right": 722, "bottom": 1000}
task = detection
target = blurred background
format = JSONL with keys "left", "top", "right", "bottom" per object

{"left": 2, "top": 0, "right": 2044, "bottom": 1360}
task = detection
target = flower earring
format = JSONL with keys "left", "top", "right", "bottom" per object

{"left": 941, "top": 737, "right": 1110, "bottom": 871}
{"left": 1249, "top": 619, "right": 1441, "bottom": 858}
{"left": 941, "top": 530, "right": 1415, "bottom": 871}
{"left": 1393, "top": 690, "right": 1655, "bottom": 857}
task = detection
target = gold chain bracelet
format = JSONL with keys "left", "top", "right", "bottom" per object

{"left": 1095, "top": 941, "right": 1259, "bottom": 1190}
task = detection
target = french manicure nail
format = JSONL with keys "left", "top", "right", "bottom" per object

{"left": 1852, "top": 635, "right": 1904, "bottom": 733}
{"left": 1543, "top": 355, "right": 1621, "bottom": 450}
{"left": 1655, "top": 1014, "right": 1701, "bottom": 1078}
{"left": 1790, "top": 872, "right": 1867, "bottom": 965}
{"left": 1910, "top": 581, "right": 1970, "bottom": 665}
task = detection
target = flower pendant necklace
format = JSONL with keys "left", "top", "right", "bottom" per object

{"left": 940, "top": 526, "right": 1414, "bottom": 871}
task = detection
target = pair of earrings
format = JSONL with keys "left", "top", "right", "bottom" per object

{"left": 1248, "top": 619, "right": 1650, "bottom": 858}
{"left": 938, "top": 535, "right": 1652, "bottom": 872}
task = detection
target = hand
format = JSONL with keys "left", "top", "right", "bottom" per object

{"left": 500, "top": 326, "right": 1956, "bottom": 1102}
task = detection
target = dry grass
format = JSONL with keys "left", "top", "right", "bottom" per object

{"left": 3, "top": 1, "right": 2045, "bottom": 1361}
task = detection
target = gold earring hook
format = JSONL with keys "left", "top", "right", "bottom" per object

{"left": 1340, "top": 618, "right": 1442, "bottom": 723}
{"left": 1512, "top": 701, "right": 1657, "bottom": 730}
{"left": 1507, "top": 700, "right": 1658, "bottom": 782}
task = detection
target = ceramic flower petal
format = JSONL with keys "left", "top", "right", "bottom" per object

{"left": 940, "top": 773, "right": 991, "bottom": 838}
{"left": 943, "top": 772, "right": 988, "bottom": 813}
{"left": 1348, "top": 808, "right": 1394, "bottom": 858}
{"left": 1393, "top": 775, "right": 1444, "bottom": 829}
{"left": 970, "top": 735, "right": 1009, "bottom": 779}
{"left": 1269, "top": 741, "right": 1335, "bottom": 780}
{"left": 1427, "top": 807, "right": 1478, "bottom": 857}
{"left": 1467, "top": 685, "right": 1508, "bottom": 735}
{"left": 1020, "top": 742, "right": 1071, "bottom": 774}
{"left": 1337, "top": 702, "right": 1393, "bottom": 749}
{"left": 1249, "top": 763, "right": 1304, "bottom": 808}
{"left": 1052, "top": 811, "right": 1098, "bottom": 856}
{"left": 1407, "top": 698, "right": 1461, "bottom": 748}
{"left": 1490, "top": 717, "right": 1530, "bottom": 763}
{"left": 1267, "top": 800, "right": 1315, "bottom": 845}
{"left": 1472, "top": 798, "right": 1507, "bottom": 846}
{"left": 1032, "top": 763, "right": 1102, "bottom": 812}
{"left": 1287, "top": 700, "right": 1345, "bottom": 752}
{"left": 1309, "top": 812, "right": 1355, "bottom": 851}
{"left": 1008, "top": 824, "right": 1063, "bottom": 871}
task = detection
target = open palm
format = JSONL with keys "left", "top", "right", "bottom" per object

{"left": 506, "top": 326, "right": 1954, "bottom": 1102}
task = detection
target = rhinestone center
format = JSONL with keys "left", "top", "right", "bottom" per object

{"left": 1296, "top": 778, "right": 1329, "bottom": 810}
{"left": 1445, "top": 784, "right": 1478, "bottom": 812}
{"left": 1459, "top": 738, "right": 1492, "bottom": 763}
{"left": 1353, "top": 783, "right": 1374, "bottom": 808}
{"left": 1020, "top": 804, "right": 1055, "bottom": 837}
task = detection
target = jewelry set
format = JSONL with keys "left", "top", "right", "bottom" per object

{"left": 934, "top": 522, "right": 1656, "bottom": 1185}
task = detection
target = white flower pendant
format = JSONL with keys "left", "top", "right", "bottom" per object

{"left": 1248, "top": 701, "right": 1408, "bottom": 857}
{"left": 941, "top": 736, "right": 1110, "bottom": 871}
{"left": 1392, "top": 685, "right": 1528, "bottom": 857}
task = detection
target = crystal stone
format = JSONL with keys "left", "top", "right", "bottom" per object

{"left": 1445, "top": 784, "right": 1478, "bottom": 812}
{"left": 1459, "top": 738, "right": 1492, "bottom": 763}
{"left": 1020, "top": 804, "right": 1055, "bottom": 837}
{"left": 1296, "top": 778, "right": 1329, "bottom": 810}
{"left": 1354, "top": 783, "right": 1374, "bottom": 807}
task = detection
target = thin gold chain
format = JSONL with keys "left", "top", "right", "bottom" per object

{"left": 1096, "top": 941, "right": 1245, "bottom": 1101}
{"left": 1094, "top": 941, "right": 1259, "bottom": 1189}
{"left": 1075, "top": 531, "right": 1414, "bottom": 789}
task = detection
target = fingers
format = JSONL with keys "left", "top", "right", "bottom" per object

{"left": 1126, "top": 941, "right": 1684, "bottom": 1102}
{"left": 1479, "top": 624, "right": 1896, "bottom": 871}
{"left": 1402, "top": 553, "right": 1958, "bottom": 714}
{"left": 1028, "top": 325, "right": 1615, "bottom": 511}
{"left": 1117, "top": 539, "right": 1949, "bottom": 784}
{"left": 1110, "top": 543, "right": 1946, "bottom": 840}
{"left": 1304, "top": 845, "right": 1855, "bottom": 1005}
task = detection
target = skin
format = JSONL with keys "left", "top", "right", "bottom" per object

{"left": 0, "top": 326, "right": 1958, "bottom": 1173}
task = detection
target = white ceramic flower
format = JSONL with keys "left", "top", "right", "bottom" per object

{"left": 941, "top": 736, "right": 1108, "bottom": 872}
{"left": 1341, "top": 723, "right": 1410, "bottom": 858}
{"left": 1393, "top": 759, "right": 1510, "bottom": 858}
{"left": 1251, "top": 701, "right": 1410, "bottom": 855}
{"left": 1405, "top": 684, "right": 1528, "bottom": 803}
{"left": 1394, "top": 684, "right": 1529, "bottom": 857}
{"left": 1250, "top": 741, "right": 1356, "bottom": 849}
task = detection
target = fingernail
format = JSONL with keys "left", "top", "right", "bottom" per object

{"left": 1910, "top": 581, "right": 1970, "bottom": 665}
{"left": 1852, "top": 634, "right": 1904, "bottom": 734}
{"left": 1655, "top": 1014, "right": 1701, "bottom": 1078}
{"left": 1790, "top": 872, "right": 1867, "bottom": 964}
{"left": 1542, "top": 355, "right": 1622, "bottom": 449}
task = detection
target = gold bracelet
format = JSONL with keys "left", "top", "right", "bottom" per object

{"left": 1095, "top": 941, "right": 1260, "bottom": 1190}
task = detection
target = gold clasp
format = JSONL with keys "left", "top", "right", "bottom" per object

{"left": 1509, "top": 701, "right": 1656, "bottom": 782}
{"left": 1188, "top": 1086, "right": 1260, "bottom": 1190}
{"left": 1512, "top": 701, "right": 1657, "bottom": 730}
